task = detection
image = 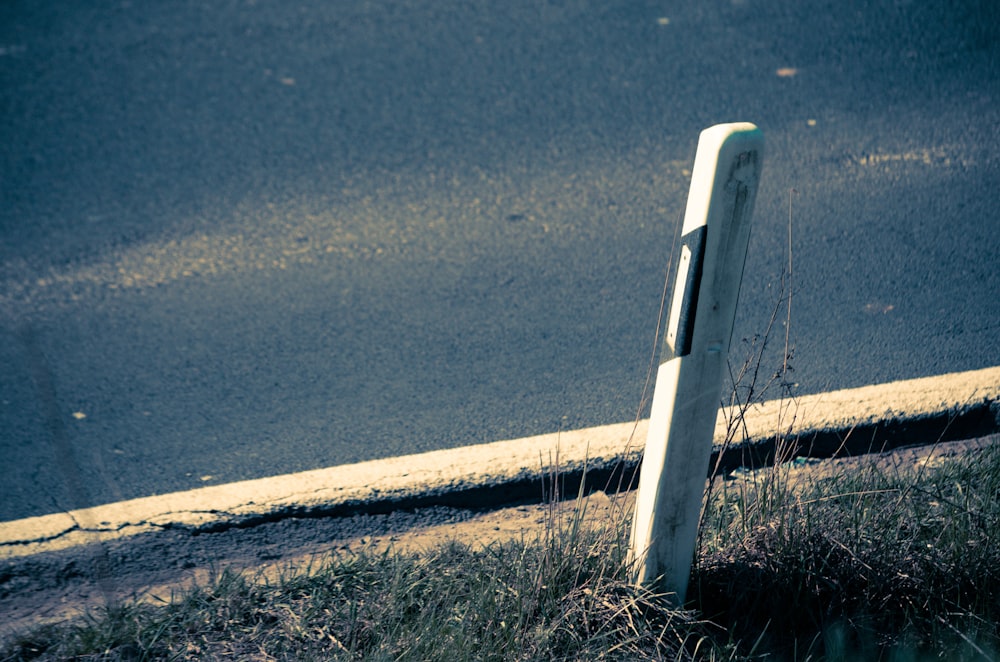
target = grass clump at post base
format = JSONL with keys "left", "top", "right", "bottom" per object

{"left": 5, "top": 442, "right": 1000, "bottom": 661}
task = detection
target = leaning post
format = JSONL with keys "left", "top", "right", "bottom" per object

{"left": 629, "top": 123, "right": 764, "bottom": 603}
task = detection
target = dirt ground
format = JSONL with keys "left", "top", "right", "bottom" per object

{"left": 2, "top": 434, "right": 997, "bottom": 642}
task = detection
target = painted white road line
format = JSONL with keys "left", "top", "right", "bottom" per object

{"left": 2, "top": 365, "right": 998, "bottom": 559}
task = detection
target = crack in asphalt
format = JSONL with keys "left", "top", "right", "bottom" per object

{"left": 0, "top": 511, "right": 234, "bottom": 548}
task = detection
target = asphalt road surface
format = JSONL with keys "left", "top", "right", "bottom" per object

{"left": 2, "top": 0, "right": 998, "bottom": 522}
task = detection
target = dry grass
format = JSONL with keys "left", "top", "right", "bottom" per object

{"left": 4, "top": 437, "right": 999, "bottom": 661}
{"left": 694, "top": 439, "right": 1000, "bottom": 660}
{"left": 3, "top": 499, "right": 708, "bottom": 661}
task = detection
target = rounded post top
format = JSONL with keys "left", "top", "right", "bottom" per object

{"left": 681, "top": 123, "right": 764, "bottom": 236}
{"left": 698, "top": 122, "right": 763, "bottom": 147}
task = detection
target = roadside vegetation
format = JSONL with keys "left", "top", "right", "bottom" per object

{"left": 4, "top": 435, "right": 999, "bottom": 661}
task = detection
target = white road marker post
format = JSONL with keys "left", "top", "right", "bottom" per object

{"left": 629, "top": 123, "right": 764, "bottom": 603}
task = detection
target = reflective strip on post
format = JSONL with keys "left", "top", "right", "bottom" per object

{"left": 663, "top": 225, "right": 707, "bottom": 360}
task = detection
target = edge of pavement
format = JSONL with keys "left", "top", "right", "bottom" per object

{"left": 2, "top": 365, "right": 999, "bottom": 561}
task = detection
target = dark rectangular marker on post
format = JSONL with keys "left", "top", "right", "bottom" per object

{"left": 663, "top": 225, "right": 707, "bottom": 360}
